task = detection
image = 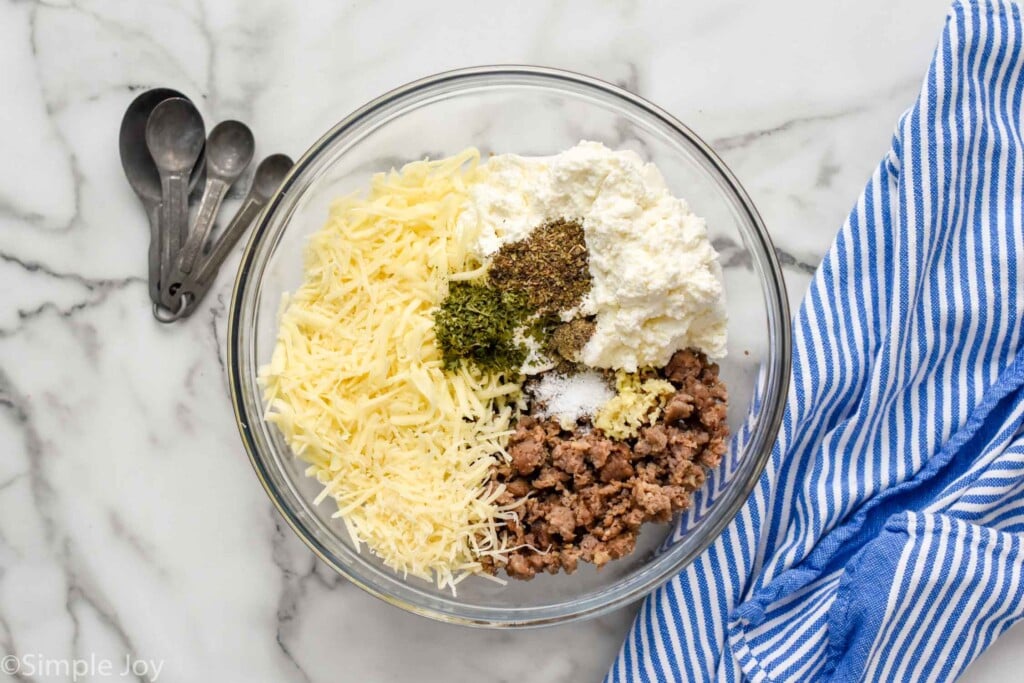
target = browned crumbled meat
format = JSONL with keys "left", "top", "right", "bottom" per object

{"left": 546, "top": 505, "right": 576, "bottom": 539}
{"left": 508, "top": 420, "right": 547, "bottom": 475}
{"left": 506, "top": 478, "right": 530, "bottom": 498}
{"left": 705, "top": 436, "right": 728, "bottom": 468}
{"left": 635, "top": 425, "right": 669, "bottom": 456}
{"left": 585, "top": 436, "right": 613, "bottom": 469}
{"left": 507, "top": 554, "right": 531, "bottom": 578}
{"left": 481, "top": 349, "right": 729, "bottom": 580}
{"left": 534, "top": 466, "right": 569, "bottom": 489}
{"left": 551, "top": 441, "right": 587, "bottom": 474}
{"left": 665, "top": 349, "right": 704, "bottom": 384}
{"left": 700, "top": 400, "right": 728, "bottom": 431}
{"left": 633, "top": 479, "right": 673, "bottom": 518}
{"left": 663, "top": 393, "right": 695, "bottom": 425}
{"left": 599, "top": 451, "right": 635, "bottom": 482}
{"left": 671, "top": 459, "right": 706, "bottom": 490}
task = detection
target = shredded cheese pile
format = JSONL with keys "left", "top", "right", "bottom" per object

{"left": 261, "top": 149, "right": 522, "bottom": 591}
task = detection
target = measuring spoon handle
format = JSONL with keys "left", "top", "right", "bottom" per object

{"left": 168, "top": 195, "right": 264, "bottom": 320}
{"left": 158, "top": 171, "right": 189, "bottom": 308}
{"left": 145, "top": 202, "right": 162, "bottom": 305}
{"left": 178, "top": 176, "right": 228, "bottom": 276}
{"left": 194, "top": 194, "right": 265, "bottom": 287}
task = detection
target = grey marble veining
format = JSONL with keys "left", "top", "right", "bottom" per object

{"left": 1, "top": 1, "right": 1022, "bottom": 681}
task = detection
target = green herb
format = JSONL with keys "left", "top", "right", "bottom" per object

{"left": 434, "top": 281, "right": 532, "bottom": 374}
{"left": 525, "top": 311, "right": 561, "bottom": 344}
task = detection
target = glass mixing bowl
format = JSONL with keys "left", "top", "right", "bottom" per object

{"left": 228, "top": 66, "right": 790, "bottom": 627}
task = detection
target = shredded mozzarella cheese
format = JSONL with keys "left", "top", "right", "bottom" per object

{"left": 261, "top": 150, "right": 519, "bottom": 591}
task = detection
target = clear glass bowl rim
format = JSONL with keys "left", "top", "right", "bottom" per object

{"left": 227, "top": 65, "right": 791, "bottom": 627}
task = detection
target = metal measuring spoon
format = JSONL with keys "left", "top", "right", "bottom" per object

{"left": 175, "top": 120, "right": 255, "bottom": 278}
{"left": 193, "top": 152, "right": 293, "bottom": 285}
{"left": 145, "top": 97, "right": 205, "bottom": 309}
{"left": 154, "top": 154, "right": 292, "bottom": 323}
{"left": 119, "top": 88, "right": 204, "bottom": 304}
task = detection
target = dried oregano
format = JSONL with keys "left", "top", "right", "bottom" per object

{"left": 488, "top": 218, "right": 591, "bottom": 315}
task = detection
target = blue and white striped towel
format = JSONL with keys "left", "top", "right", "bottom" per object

{"left": 608, "top": 2, "right": 1024, "bottom": 681}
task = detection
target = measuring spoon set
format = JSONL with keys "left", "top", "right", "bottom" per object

{"left": 119, "top": 88, "right": 293, "bottom": 322}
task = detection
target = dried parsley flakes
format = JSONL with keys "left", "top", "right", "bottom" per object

{"left": 433, "top": 281, "right": 532, "bottom": 374}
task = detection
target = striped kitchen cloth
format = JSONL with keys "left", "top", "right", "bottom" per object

{"left": 608, "top": 1, "right": 1024, "bottom": 681}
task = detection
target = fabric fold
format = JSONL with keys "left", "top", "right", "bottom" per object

{"left": 827, "top": 511, "right": 1024, "bottom": 682}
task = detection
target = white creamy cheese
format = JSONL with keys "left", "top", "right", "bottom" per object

{"left": 456, "top": 141, "right": 728, "bottom": 372}
{"left": 456, "top": 154, "right": 547, "bottom": 256}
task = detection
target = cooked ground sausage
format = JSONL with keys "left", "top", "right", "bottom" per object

{"left": 483, "top": 349, "right": 729, "bottom": 579}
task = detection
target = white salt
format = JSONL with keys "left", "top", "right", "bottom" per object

{"left": 532, "top": 370, "right": 614, "bottom": 429}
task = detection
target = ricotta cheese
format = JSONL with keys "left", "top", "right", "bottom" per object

{"left": 456, "top": 141, "right": 728, "bottom": 371}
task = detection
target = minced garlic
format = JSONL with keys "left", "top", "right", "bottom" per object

{"left": 594, "top": 371, "right": 676, "bottom": 439}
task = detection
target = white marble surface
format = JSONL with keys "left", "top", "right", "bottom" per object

{"left": 1, "top": 1, "right": 1022, "bottom": 681}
